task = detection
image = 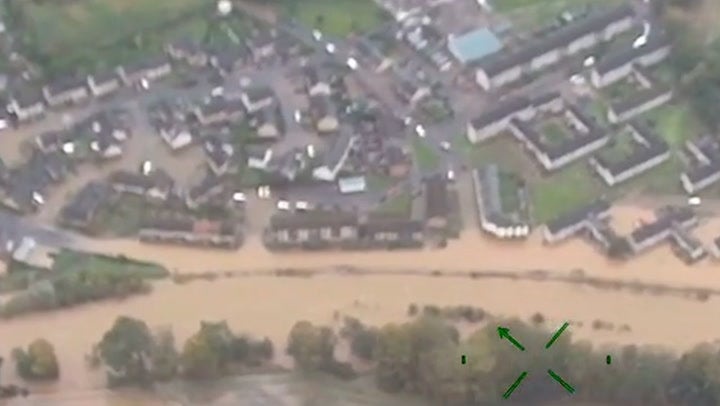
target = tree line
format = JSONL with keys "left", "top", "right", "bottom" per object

{"left": 4, "top": 314, "right": 720, "bottom": 405}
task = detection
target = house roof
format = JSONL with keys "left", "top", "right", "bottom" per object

{"left": 120, "top": 56, "right": 170, "bottom": 76}
{"left": 320, "top": 131, "right": 355, "bottom": 169}
{"left": 475, "top": 4, "right": 634, "bottom": 77}
{"left": 243, "top": 86, "right": 275, "bottom": 103}
{"left": 424, "top": 174, "right": 449, "bottom": 219}
{"left": 88, "top": 70, "right": 119, "bottom": 84}
{"left": 594, "top": 33, "right": 670, "bottom": 75}
{"left": 470, "top": 97, "right": 531, "bottom": 130}
{"left": 204, "top": 136, "right": 234, "bottom": 168}
{"left": 188, "top": 174, "right": 225, "bottom": 202}
{"left": 545, "top": 199, "right": 610, "bottom": 235}
{"left": 630, "top": 207, "right": 696, "bottom": 244}
{"left": 609, "top": 85, "right": 671, "bottom": 116}
{"left": 45, "top": 76, "right": 87, "bottom": 96}
{"left": 474, "top": 165, "right": 528, "bottom": 228}
{"left": 269, "top": 210, "right": 359, "bottom": 230}
{"left": 11, "top": 87, "right": 44, "bottom": 108}
{"left": 594, "top": 123, "right": 668, "bottom": 176}
{"left": 684, "top": 160, "right": 720, "bottom": 184}
{"left": 60, "top": 182, "right": 111, "bottom": 223}
{"left": 108, "top": 169, "right": 174, "bottom": 191}
{"left": 363, "top": 214, "right": 423, "bottom": 235}
{"left": 309, "top": 94, "right": 336, "bottom": 118}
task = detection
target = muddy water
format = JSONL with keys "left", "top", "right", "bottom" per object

{"left": 2, "top": 205, "right": 720, "bottom": 402}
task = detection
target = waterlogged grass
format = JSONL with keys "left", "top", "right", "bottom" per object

{"left": 285, "top": 0, "right": 386, "bottom": 37}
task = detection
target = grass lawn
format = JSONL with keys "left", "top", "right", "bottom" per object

{"left": 366, "top": 174, "right": 396, "bottom": 192}
{"left": 597, "top": 132, "right": 636, "bottom": 164}
{"left": 498, "top": 0, "right": 624, "bottom": 28}
{"left": 91, "top": 194, "right": 147, "bottom": 237}
{"left": 284, "top": 0, "right": 386, "bottom": 37}
{"left": 13, "top": 0, "right": 227, "bottom": 75}
{"left": 642, "top": 102, "right": 701, "bottom": 149}
{"left": 375, "top": 189, "right": 413, "bottom": 216}
{"left": 531, "top": 163, "right": 604, "bottom": 223}
{"left": 51, "top": 249, "right": 168, "bottom": 278}
{"left": 498, "top": 172, "right": 522, "bottom": 213}
{"left": 541, "top": 121, "right": 570, "bottom": 146}
{"left": 412, "top": 139, "right": 440, "bottom": 172}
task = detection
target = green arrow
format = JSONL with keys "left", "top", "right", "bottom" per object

{"left": 503, "top": 371, "right": 528, "bottom": 399}
{"left": 497, "top": 327, "right": 526, "bottom": 351}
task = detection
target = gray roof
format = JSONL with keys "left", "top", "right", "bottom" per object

{"left": 594, "top": 123, "right": 668, "bottom": 176}
{"left": 269, "top": 210, "right": 359, "bottom": 230}
{"left": 45, "top": 76, "right": 87, "bottom": 96}
{"left": 609, "top": 85, "right": 671, "bottom": 115}
{"left": 594, "top": 33, "right": 670, "bottom": 75}
{"left": 476, "top": 4, "right": 634, "bottom": 77}
{"left": 109, "top": 169, "right": 174, "bottom": 191}
{"left": 120, "top": 56, "right": 170, "bottom": 76}
{"left": 424, "top": 174, "right": 449, "bottom": 219}
{"left": 684, "top": 160, "right": 720, "bottom": 184}
{"left": 188, "top": 174, "right": 225, "bottom": 202}
{"left": 320, "top": 130, "right": 354, "bottom": 168}
{"left": 243, "top": 86, "right": 275, "bottom": 104}
{"left": 470, "top": 97, "right": 531, "bottom": 130}
{"left": 630, "top": 207, "right": 695, "bottom": 244}
{"left": 11, "top": 87, "right": 44, "bottom": 108}
{"left": 309, "top": 94, "right": 336, "bottom": 118}
{"left": 545, "top": 199, "right": 610, "bottom": 235}
{"left": 363, "top": 214, "right": 423, "bottom": 235}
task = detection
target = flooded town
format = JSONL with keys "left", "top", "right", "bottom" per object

{"left": 0, "top": 0, "right": 719, "bottom": 404}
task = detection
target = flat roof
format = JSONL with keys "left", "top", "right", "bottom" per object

{"left": 448, "top": 28, "right": 503, "bottom": 64}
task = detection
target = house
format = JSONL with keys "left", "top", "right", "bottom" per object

{"left": 116, "top": 56, "right": 172, "bottom": 86}
{"left": 338, "top": 176, "right": 367, "bottom": 194}
{"left": 607, "top": 85, "right": 673, "bottom": 123}
{"left": 186, "top": 174, "right": 226, "bottom": 209}
{"left": 360, "top": 214, "right": 424, "bottom": 249}
{"left": 35, "top": 131, "right": 70, "bottom": 153}
{"left": 248, "top": 31, "right": 276, "bottom": 61}
{"left": 8, "top": 88, "right": 45, "bottom": 122}
{"left": 255, "top": 106, "right": 282, "bottom": 139}
{"left": 210, "top": 47, "right": 248, "bottom": 75}
{"left": 466, "top": 97, "right": 534, "bottom": 143}
{"left": 42, "top": 76, "right": 89, "bottom": 106}
{"left": 82, "top": 109, "right": 132, "bottom": 142}
{"left": 447, "top": 27, "right": 503, "bottom": 65}
{"left": 309, "top": 95, "right": 339, "bottom": 133}
{"left": 193, "top": 98, "right": 245, "bottom": 126}
{"left": 265, "top": 148, "right": 308, "bottom": 181}
{"left": 590, "top": 122, "right": 670, "bottom": 186}
{"left": 542, "top": 199, "right": 611, "bottom": 244}
{"left": 247, "top": 146, "right": 273, "bottom": 170}
{"left": 422, "top": 174, "right": 450, "bottom": 231}
{"left": 510, "top": 104, "right": 609, "bottom": 171}
{"left": 165, "top": 39, "right": 208, "bottom": 67}
{"left": 2, "top": 151, "right": 72, "bottom": 213}
{"left": 89, "top": 133, "right": 123, "bottom": 159}
{"left": 108, "top": 169, "right": 174, "bottom": 200}
{"left": 590, "top": 34, "right": 671, "bottom": 88}
{"left": 681, "top": 138, "right": 720, "bottom": 194}
{"left": 474, "top": 5, "right": 635, "bottom": 90}
{"left": 471, "top": 165, "right": 530, "bottom": 239}
{"left": 240, "top": 87, "right": 275, "bottom": 113}
{"left": 204, "top": 136, "right": 235, "bottom": 175}
{"left": 312, "top": 131, "right": 356, "bottom": 181}
{"left": 394, "top": 77, "right": 432, "bottom": 106}
{"left": 264, "top": 210, "right": 360, "bottom": 249}
{"left": 87, "top": 71, "right": 120, "bottom": 97}
{"left": 139, "top": 217, "right": 242, "bottom": 249}
{"left": 628, "top": 207, "right": 698, "bottom": 255}
{"left": 59, "top": 182, "right": 111, "bottom": 230}
{"left": 303, "top": 66, "right": 333, "bottom": 96}
{"left": 158, "top": 125, "right": 194, "bottom": 151}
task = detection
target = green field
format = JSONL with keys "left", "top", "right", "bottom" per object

{"left": 498, "top": 171, "right": 522, "bottom": 214}
{"left": 498, "top": 0, "right": 624, "bottom": 29}
{"left": 597, "top": 132, "right": 637, "bottom": 164}
{"left": 10, "top": 0, "right": 247, "bottom": 74}
{"left": 541, "top": 121, "right": 570, "bottom": 146}
{"left": 284, "top": 0, "right": 386, "bottom": 37}
{"left": 52, "top": 250, "right": 168, "bottom": 278}
{"left": 642, "top": 102, "right": 701, "bottom": 149}
{"left": 412, "top": 139, "right": 440, "bottom": 172}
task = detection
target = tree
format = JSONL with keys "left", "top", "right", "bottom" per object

{"left": 287, "top": 321, "right": 337, "bottom": 371}
{"left": 13, "top": 339, "right": 60, "bottom": 381}
{"left": 150, "top": 329, "right": 179, "bottom": 381}
{"left": 181, "top": 321, "right": 235, "bottom": 379}
{"left": 97, "top": 316, "right": 155, "bottom": 386}
{"left": 667, "top": 342, "right": 720, "bottom": 405}
{"left": 350, "top": 327, "right": 379, "bottom": 361}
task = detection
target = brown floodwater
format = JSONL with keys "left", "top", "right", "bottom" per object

{"left": 1, "top": 205, "right": 720, "bottom": 404}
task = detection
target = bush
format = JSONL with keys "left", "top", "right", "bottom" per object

{"left": 322, "top": 360, "right": 357, "bottom": 380}
{"left": 407, "top": 303, "right": 419, "bottom": 316}
{"left": 351, "top": 328, "right": 379, "bottom": 361}
{"left": 531, "top": 313, "right": 545, "bottom": 325}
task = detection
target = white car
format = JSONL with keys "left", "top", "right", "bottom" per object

{"left": 295, "top": 201, "right": 310, "bottom": 211}
{"left": 415, "top": 124, "right": 426, "bottom": 138}
{"left": 440, "top": 141, "right": 451, "bottom": 151}
{"left": 312, "top": 29, "right": 323, "bottom": 41}
{"left": 346, "top": 57, "right": 359, "bottom": 71}
{"left": 277, "top": 200, "right": 290, "bottom": 211}
{"left": 211, "top": 86, "right": 224, "bottom": 97}
{"left": 569, "top": 74, "right": 586, "bottom": 86}
{"left": 403, "top": 116, "right": 413, "bottom": 126}
{"left": 325, "top": 42, "right": 336, "bottom": 54}
{"left": 306, "top": 144, "right": 316, "bottom": 159}
{"left": 688, "top": 196, "right": 702, "bottom": 206}
{"left": 293, "top": 109, "right": 302, "bottom": 123}
{"left": 447, "top": 169, "right": 455, "bottom": 181}
{"left": 139, "top": 78, "right": 150, "bottom": 90}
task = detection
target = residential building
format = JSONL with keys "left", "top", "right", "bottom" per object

{"left": 139, "top": 218, "right": 242, "bottom": 249}
{"left": 313, "top": 131, "right": 356, "bottom": 181}
{"left": 165, "top": 39, "right": 208, "bottom": 67}
{"left": 42, "top": 77, "right": 89, "bottom": 106}
{"left": 116, "top": 57, "right": 172, "bottom": 86}
{"left": 247, "top": 147, "right": 273, "bottom": 170}
{"left": 264, "top": 210, "right": 360, "bottom": 248}
{"left": 681, "top": 138, "right": 720, "bottom": 194}
{"left": 185, "top": 174, "right": 225, "bottom": 209}
{"left": 542, "top": 199, "right": 611, "bottom": 244}
{"left": 255, "top": 106, "right": 282, "bottom": 138}
{"left": 447, "top": 27, "right": 503, "bottom": 65}
{"left": 360, "top": 214, "right": 424, "bottom": 249}
{"left": 590, "top": 34, "right": 671, "bottom": 88}
{"left": 628, "top": 207, "right": 699, "bottom": 255}
{"left": 8, "top": 88, "right": 45, "bottom": 122}
{"left": 89, "top": 134, "right": 123, "bottom": 159}
{"left": 108, "top": 169, "right": 174, "bottom": 200}
{"left": 204, "top": 136, "right": 235, "bottom": 175}
{"left": 471, "top": 165, "right": 530, "bottom": 239}
{"left": 309, "top": 95, "right": 339, "bottom": 133}
{"left": 210, "top": 47, "right": 248, "bottom": 75}
{"left": 590, "top": 122, "right": 670, "bottom": 186}
{"left": 35, "top": 131, "right": 70, "bottom": 153}
{"left": 193, "top": 98, "right": 245, "bottom": 126}
{"left": 240, "top": 87, "right": 275, "bottom": 113}
{"left": 607, "top": 86, "right": 673, "bottom": 123}
{"left": 422, "top": 175, "right": 450, "bottom": 231}
{"left": 475, "top": 5, "right": 635, "bottom": 90}
{"left": 86, "top": 71, "right": 120, "bottom": 98}
{"left": 466, "top": 96, "right": 534, "bottom": 143}
{"left": 248, "top": 31, "right": 276, "bottom": 61}
{"left": 158, "top": 125, "right": 194, "bottom": 151}
{"left": 59, "top": 182, "right": 111, "bottom": 230}
{"left": 303, "top": 66, "right": 333, "bottom": 96}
